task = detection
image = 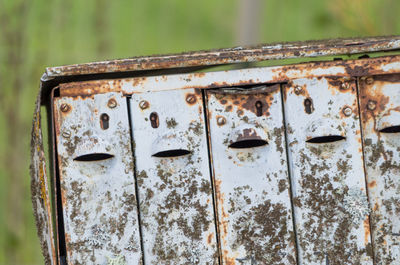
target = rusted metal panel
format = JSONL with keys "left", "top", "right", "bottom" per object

{"left": 205, "top": 85, "right": 297, "bottom": 265}
{"left": 45, "top": 36, "right": 400, "bottom": 79}
{"left": 31, "top": 92, "right": 57, "bottom": 265}
{"left": 58, "top": 55, "right": 400, "bottom": 99}
{"left": 129, "top": 89, "right": 218, "bottom": 264}
{"left": 54, "top": 92, "right": 142, "bottom": 265}
{"left": 359, "top": 74, "right": 400, "bottom": 264}
{"left": 283, "top": 77, "right": 373, "bottom": 264}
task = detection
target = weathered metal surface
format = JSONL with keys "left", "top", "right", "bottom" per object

{"left": 58, "top": 55, "right": 400, "bottom": 98}
{"left": 31, "top": 91, "right": 57, "bottom": 265}
{"left": 45, "top": 36, "right": 400, "bottom": 79}
{"left": 129, "top": 89, "right": 218, "bottom": 264}
{"left": 205, "top": 86, "right": 297, "bottom": 265}
{"left": 54, "top": 92, "right": 142, "bottom": 265}
{"left": 359, "top": 74, "right": 400, "bottom": 264}
{"left": 283, "top": 77, "right": 373, "bottom": 264}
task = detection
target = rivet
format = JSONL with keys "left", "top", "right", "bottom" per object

{"left": 341, "top": 82, "right": 350, "bottom": 90}
{"left": 367, "top": 100, "right": 376, "bottom": 111}
{"left": 60, "top": 103, "right": 70, "bottom": 112}
{"left": 294, "top": 86, "right": 302, "bottom": 95}
{"left": 139, "top": 100, "right": 149, "bottom": 110}
{"left": 107, "top": 98, "right": 117, "bottom": 108}
{"left": 217, "top": 116, "right": 226, "bottom": 126}
{"left": 343, "top": 107, "right": 352, "bottom": 116}
{"left": 62, "top": 130, "right": 71, "bottom": 138}
{"left": 186, "top": 94, "right": 196, "bottom": 104}
{"left": 365, "top": 77, "right": 374, "bottom": 85}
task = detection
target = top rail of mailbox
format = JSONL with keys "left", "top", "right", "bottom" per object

{"left": 44, "top": 36, "right": 400, "bottom": 80}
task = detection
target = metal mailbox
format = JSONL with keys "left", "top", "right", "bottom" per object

{"left": 31, "top": 36, "right": 400, "bottom": 265}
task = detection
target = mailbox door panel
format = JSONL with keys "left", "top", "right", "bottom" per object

{"left": 129, "top": 89, "right": 218, "bottom": 265}
{"left": 283, "top": 78, "right": 373, "bottom": 265}
{"left": 359, "top": 74, "right": 400, "bottom": 264}
{"left": 54, "top": 93, "right": 142, "bottom": 265}
{"left": 206, "top": 85, "right": 297, "bottom": 265}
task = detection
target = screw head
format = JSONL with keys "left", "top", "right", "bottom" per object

{"left": 186, "top": 94, "right": 196, "bottom": 104}
{"left": 107, "top": 98, "right": 117, "bottom": 108}
{"left": 139, "top": 100, "right": 149, "bottom": 110}
{"left": 60, "top": 103, "right": 70, "bottom": 112}
{"left": 341, "top": 82, "right": 350, "bottom": 90}
{"left": 62, "top": 130, "right": 71, "bottom": 138}
{"left": 343, "top": 107, "right": 352, "bottom": 116}
{"left": 294, "top": 86, "right": 302, "bottom": 95}
{"left": 367, "top": 100, "right": 376, "bottom": 111}
{"left": 217, "top": 116, "right": 226, "bottom": 126}
{"left": 365, "top": 77, "right": 374, "bottom": 85}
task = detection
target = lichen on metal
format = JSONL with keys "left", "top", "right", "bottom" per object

{"left": 359, "top": 74, "right": 400, "bottom": 264}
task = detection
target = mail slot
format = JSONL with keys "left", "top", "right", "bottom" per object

{"left": 30, "top": 36, "right": 400, "bottom": 265}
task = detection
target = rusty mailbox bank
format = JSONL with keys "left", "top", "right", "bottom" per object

{"left": 31, "top": 36, "right": 400, "bottom": 265}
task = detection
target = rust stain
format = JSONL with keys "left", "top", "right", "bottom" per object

{"left": 223, "top": 250, "right": 236, "bottom": 265}
{"left": 59, "top": 81, "right": 113, "bottom": 98}
{"left": 364, "top": 216, "right": 371, "bottom": 245}
{"left": 368, "top": 180, "right": 377, "bottom": 188}
{"left": 359, "top": 76, "right": 391, "bottom": 124}
{"left": 212, "top": 87, "right": 277, "bottom": 117}
{"left": 207, "top": 233, "right": 214, "bottom": 245}
{"left": 54, "top": 55, "right": 400, "bottom": 99}
{"left": 185, "top": 92, "right": 198, "bottom": 105}
{"left": 235, "top": 128, "right": 262, "bottom": 143}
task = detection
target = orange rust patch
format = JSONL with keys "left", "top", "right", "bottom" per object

{"left": 359, "top": 76, "right": 391, "bottom": 123}
{"left": 223, "top": 250, "right": 236, "bottom": 265}
{"left": 368, "top": 180, "right": 377, "bottom": 188}
{"left": 207, "top": 233, "right": 214, "bottom": 245}
{"left": 59, "top": 80, "right": 114, "bottom": 98}
{"left": 194, "top": 72, "right": 206, "bottom": 78}
{"left": 363, "top": 217, "right": 371, "bottom": 245}
{"left": 210, "top": 85, "right": 279, "bottom": 117}
{"left": 373, "top": 202, "right": 379, "bottom": 211}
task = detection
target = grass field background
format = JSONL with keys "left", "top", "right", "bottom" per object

{"left": 0, "top": 0, "right": 399, "bottom": 264}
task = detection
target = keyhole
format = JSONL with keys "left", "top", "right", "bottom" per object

{"left": 150, "top": 112, "right": 159, "bottom": 128}
{"left": 255, "top": 101, "right": 263, "bottom": 117}
{"left": 100, "top": 113, "right": 109, "bottom": 130}
{"left": 304, "top": 98, "right": 314, "bottom": 114}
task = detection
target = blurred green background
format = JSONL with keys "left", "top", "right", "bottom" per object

{"left": 0, "top": 0, "right": 399, "bottom": 264}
